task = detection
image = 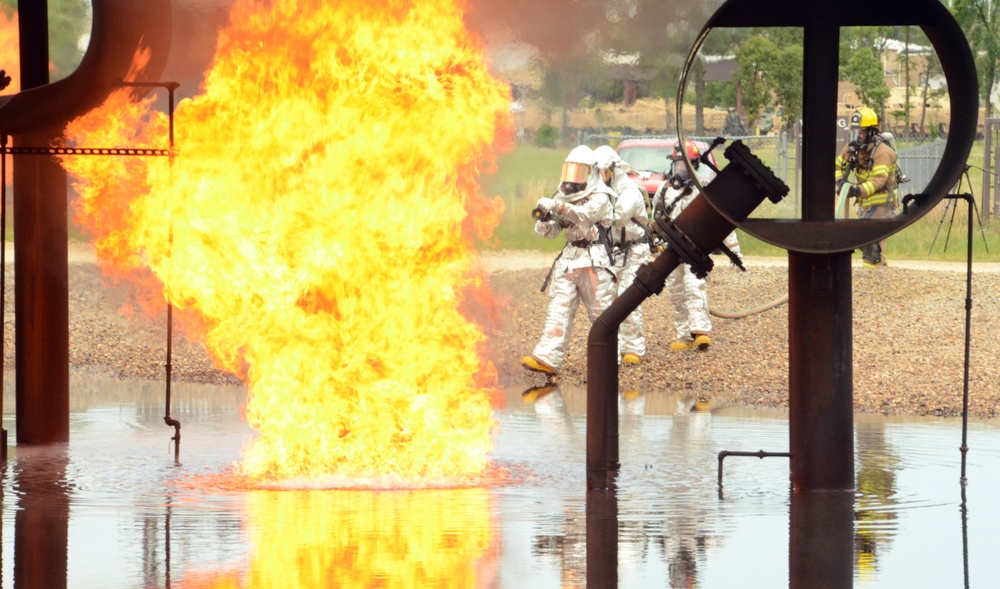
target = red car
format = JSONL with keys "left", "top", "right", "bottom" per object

{"left": 615, "top": 137, "right": 717, "bottom": 197}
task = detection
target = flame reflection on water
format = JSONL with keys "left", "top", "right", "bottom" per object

{"left": 2, "top": 375, "right": 1000, "bottom": 588}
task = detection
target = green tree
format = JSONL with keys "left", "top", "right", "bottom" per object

{"left": 742, "top": 28, "right": 804, "bottom": 130}
{"left": 953, "top": 0, "right": 1000, "bottom": 119}
{"left": 733, "top": 35, "right": 777, "bottom": 131}
{"left": 839, "top": 27, "right": 892, "bottom": 118}
{"left": 771, "top": 43, "right": 803, "bottom": 128}
{"left": 918, "top": 50, "right": 947, "bottom": 136}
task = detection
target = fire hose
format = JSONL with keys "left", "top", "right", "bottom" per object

{"left": 710, "top": 293, "right": 788, "bottom": 319}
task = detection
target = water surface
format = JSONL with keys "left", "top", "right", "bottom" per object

{"left": 2, "top": 375, "right": 998, "bottom": 587}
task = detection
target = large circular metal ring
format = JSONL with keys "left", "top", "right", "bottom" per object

{"left": 675, "top": 0, "right": 979, "bottom": 253}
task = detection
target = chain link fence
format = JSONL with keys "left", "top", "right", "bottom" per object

{"left": 895, "top": 139, "right": 946, "bottom": 198}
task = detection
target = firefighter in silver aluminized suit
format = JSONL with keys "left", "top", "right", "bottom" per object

{"left": 654, "top": 140, "right": 741, "bottom": 352}
{"left": 594, "top": 144, "right": 650, "bottom": 365}
{"left": 521, "top": 145, "right": 616, "bottom": 376}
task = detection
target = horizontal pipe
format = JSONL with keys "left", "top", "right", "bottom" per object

{"left": 717, "top": 450, "right": 792, "bottom": 492}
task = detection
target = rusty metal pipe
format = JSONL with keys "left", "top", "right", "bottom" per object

{"left": 0, "top": 0, "right": 170, "bottom": 445}
{"left": 587, "top": 141, "right": 788, "bottom": 490}
{"left": 717, "top": 450, "right": 791, "bottom": 494}
{"left": 788, "top": 251, "right": 854, "bottom": 492}
{"left": 0, "top": 0, "right": 172, "bottom": 135}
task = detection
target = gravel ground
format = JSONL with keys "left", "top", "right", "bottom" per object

{"left": 487, "top": 252, "right": 1000, "bottom": 418}
{"left": 4, "top": 248, "right": 999, "bottom": 418}
{"left": 3, "top": 254, "right": 243, "bottom": 387}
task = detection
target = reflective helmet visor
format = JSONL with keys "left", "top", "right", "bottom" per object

{"left": 560, "top": 161, "right": 591, "bottom": 184}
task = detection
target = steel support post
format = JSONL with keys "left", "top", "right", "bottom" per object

{"left": 13, "top": 0, "right": 70, "bottom": 444}
{"left": 788, "top": 251, "right": 854, "bottom": 492}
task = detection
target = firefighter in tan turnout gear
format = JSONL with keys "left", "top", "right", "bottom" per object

{"left": 835, "top": 106, "right": 898, "bottom": 267}
{"left": 521, "top": 145, "right": 617, "bottom": 376}
{"left": 594, "top": 144, "right": 650, "bottom": 365}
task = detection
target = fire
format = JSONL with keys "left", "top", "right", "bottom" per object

{"left": 176, "top": 489, "right": 496, "bottom": 588}
{"left": 0, "top": 11, "right": 17, "bottom": 95}
{"left": 62, "top": 0, "right": 513, "bottom": 485}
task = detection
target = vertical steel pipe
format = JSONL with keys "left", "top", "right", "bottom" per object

{"left": 587, "top": 141, "right": 788, "bottom": 489}
{"left": 1, "top": 0, "right": 172, "bottom": 444}
{"left": 788, "top": 251, "right": 854, "bottom": 492}
{"left": 13, "top": 0, "right": 70, "bottom": 444}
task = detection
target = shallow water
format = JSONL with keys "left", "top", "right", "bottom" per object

{"left": 2, "top": 374, "right": 998, "bottom": 588}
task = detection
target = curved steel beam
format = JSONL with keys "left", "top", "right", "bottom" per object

{"left": 0, "top": 0, "right": 172, "bottom": 135}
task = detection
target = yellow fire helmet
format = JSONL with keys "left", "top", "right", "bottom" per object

{"left": 851, "top": 106, "right": 879, "bottom": 129}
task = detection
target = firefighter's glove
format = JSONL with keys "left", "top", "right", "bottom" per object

{"left": 847, "top": 185, "right": 861, "bottom": 200}
{"left": 536, "top": 197, "right": 558, "bottom": 213}
{"left": 835, "top": 177, "right": 846, "bottom": 194}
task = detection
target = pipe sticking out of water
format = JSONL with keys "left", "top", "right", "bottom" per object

{"left": 904, "top": 191, "right": 978, "bottom": 485}
{"left": 717, "top": 450, "right": 791, "bottom": 497}
{"left": 119, "top": 81, "right": 183, "bottom": 463}
{"left": 586, "top": 140, "right": 788, "bottom": 490}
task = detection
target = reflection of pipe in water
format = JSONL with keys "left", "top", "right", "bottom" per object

{"left": 12, "top": 446, "right": 71, "bottom": 589}
{"left": 789, "top": 491, "right": 853, "bottom": 589}
{"left": 586, "top": 485, "right": 619, "bottom": 589}
{"left": 961, "top": 485, "right": 970, "bottom": 589}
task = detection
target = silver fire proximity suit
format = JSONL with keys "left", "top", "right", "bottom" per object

{"left": 595, "top": 145, "right": 650, "bottom": 363}
{"left": 655, "top": 161, "right": 740, "bottom": 348}
{"left": 525, "top": 147, "right": 616, "bottom": 374}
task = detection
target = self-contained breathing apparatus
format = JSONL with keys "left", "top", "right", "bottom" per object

{"left": 840, "top": 131, "right": 909, "bottom": 206}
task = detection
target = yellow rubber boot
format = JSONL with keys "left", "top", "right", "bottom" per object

{"left": 622, "top": 353, "right": 641, "bottom": 365}
{"left": 669, "top": 340, "right": 693, "bottom": 351}
{"left": 520, "top": 355, "right": 557, "bottom": 375}
{"left": 693, "top": 334, "right": 711, "bottom": 351}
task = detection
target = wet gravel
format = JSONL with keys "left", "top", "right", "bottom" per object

{"left": 488, "top": 257, "right": 1000, "bottom": 418}
{"left": 4, "top": 254, "right": 999, "bottom": 418}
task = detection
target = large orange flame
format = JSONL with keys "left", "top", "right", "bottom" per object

{"left": 62, "top": 0, "right": 513, "bottom": 485}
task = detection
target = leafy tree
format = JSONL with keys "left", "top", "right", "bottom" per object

{"left": 733, "top": 35, "right": 777, "bottom": 131}
{"left": 731, "top": 29, "right": 803, "bottom": 132}
{"left": 770, "top": 43, "right": 803, "bottom": 128}
{"left": 842, "top": 46, "right": 890, "bottom": 113}
{"left": 839, "top": 27, "right": 892, "bottom": 118}
{"left": 918, "top": 50, "right": 947, "bottom": 136}
{"left": 952, "top": 0, "right": 1000, "bottom": 118}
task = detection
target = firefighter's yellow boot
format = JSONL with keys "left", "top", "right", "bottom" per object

{"left": 693, "top": 334, "right": 711, "bottom": 351}
{"left": 622, "top": 353, "right": 641, "bottom": 365}
{"left": 669, "top": 340, "right": 693, "bottom": 351}
{"left": 521, "top": 355, "right": 557, "bottom": 376}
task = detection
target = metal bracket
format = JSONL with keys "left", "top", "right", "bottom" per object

{"left": 652, "top": 215, "right": 713, "bottom": 279}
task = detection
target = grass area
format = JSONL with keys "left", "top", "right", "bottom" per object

{"left": 479, "top": 142, "right": 1000, "bottom": 263}
{"left": 481, "top": 146, "right": 567, "bottom": 253}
